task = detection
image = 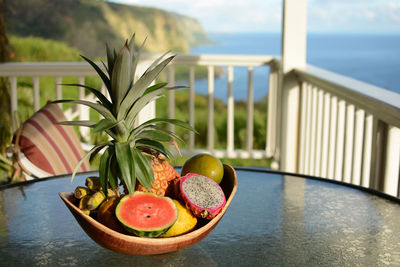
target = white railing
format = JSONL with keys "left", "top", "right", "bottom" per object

{"left": 1, "top": 54, "right": 399, "bottom": 198}
{"left": 0, "top": 54, "right": 278, "bottom": 160}
{"left": 164, "top": 54, "right": 278, "bottom": 160}
{"left": 291, "top": 65, "right": 400, "bottom": 197}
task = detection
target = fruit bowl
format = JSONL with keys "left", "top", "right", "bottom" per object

{"left": 59, "top": 164, "right": 237, "bottom": 255}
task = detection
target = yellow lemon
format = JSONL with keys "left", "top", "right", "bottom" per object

{"left": 162, "top": 200, "right": 197, "bottom": 237}
{"left": 181, "top": 153, "right": 224, "bottom": 184}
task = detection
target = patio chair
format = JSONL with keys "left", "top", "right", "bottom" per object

{"left": 12, "top": 103, "right": 91, "bottom": 180}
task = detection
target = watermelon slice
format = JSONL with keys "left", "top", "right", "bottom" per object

{"left": 115, "top": 191, "right": 178, "bottom": 237}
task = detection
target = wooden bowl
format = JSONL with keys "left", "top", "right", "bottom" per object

{"left": 59, "top": 164, "right": 238, "bottom": 255}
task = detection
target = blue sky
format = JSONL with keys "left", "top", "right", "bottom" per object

{"left": 110, "top": 0, "right": 400, "bottom": 33}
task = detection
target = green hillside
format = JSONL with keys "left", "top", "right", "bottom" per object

{"left": 4, "top": 0, "right": 211, "bottom": 57}
{"left": 9, "top": 35, "right": 82, "bottom": 62}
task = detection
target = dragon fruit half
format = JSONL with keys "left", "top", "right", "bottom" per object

{"left": 179, "top": 173, "right": 226, "bottom": 220}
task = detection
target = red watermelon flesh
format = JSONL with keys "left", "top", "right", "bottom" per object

{"left": 115, "top": 192, "right": 177, "bottom": 237}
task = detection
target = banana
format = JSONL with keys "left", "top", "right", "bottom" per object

{"left": 85, "top": 176, "right": 101, "bottom": 191}
{"left": 86, "top": 191, "right": 106, "bottom": 211}
{"left": 79, "top": 195, "right": 92, "bottom": 215}
{"left": 74, "top": 186, "right": 91, "bottom": 199}
{"left": 81, "top": 209, "right": 91, "bottom": 215}
{"left": 79, "top": 195, "right": 91, "bottom": 209}
{"left": 106, "top": 188, "right": 116, "bottom": 197}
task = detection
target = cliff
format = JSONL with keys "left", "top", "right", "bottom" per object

{"left": 4, "top": 0, "right": 211, "bottom": 57}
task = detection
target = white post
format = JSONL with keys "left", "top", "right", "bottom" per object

{"left": 352, "top": 108, "right": 365, "bottom": 185}
{"left": 227, "top": 66, "right": 234, "bottom": 157}
{"left": 335, "top": 99, "right": 346, "bottom": 181}
{"left": 266, "top": 63, "right": 278, "bottom": 158}
{"left": 361, "top": 114, "right": 375, "bottom": 188}
{"left": 343, "top": 104, "right": 355, "bottom": 183}
{"left": 308, "top": 86, "right": 317, "bottom": 175}
{"left": 207, "top": 66, "right": 215, "bottom": 153}
{"left": 327, "top": 96, "right": 338, "bottom": 179}
{"left": 55, "top": 76, "right": 63, "bottom": 109}
{"left": 383, "top": 126, "right": 400, "bottom": 197}
{"left": 33, "top": 77, "right": 40, "bottom": 112}
{"left": 10, "top": 76, "right": 18, "bottom": 132}
{"left": 78, "top": 77, "right": 90, "bottom": 141}
{"left": 266, "top": 63, "right": 280, "bottom": 170}
{"left": 167, "top": 66, "right": 175, "bottom": 132}
{"left": 246, "top": 66, "right": 254, "bottom": 155}
{"left": 189, "top": 66, "right": 195, "bottom": 154}
{"left": 298, "top": 82, "right": 308, "bottom": 174}
{"left": 320, "top": 92, "right": 331, "bottom": 177}
{"left": 315, "top": 89, "right": 324, "bottom": 176}
{"left": 280, "top": 0, "right": 307, "bottom": 172}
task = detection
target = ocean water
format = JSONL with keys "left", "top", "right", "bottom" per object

{"left": 189, "top": 33, "right": 400, "bottom": 101}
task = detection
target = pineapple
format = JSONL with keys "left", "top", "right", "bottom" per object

{"left": 55, "top": 34, "right": 196, "bottom": 196}
{"left": 136, "top": 154, "right": 180, "bottom": 196}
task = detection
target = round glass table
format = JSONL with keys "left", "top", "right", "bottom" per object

{"left": 1, "top": 167, "right": 399, "bottom": 266}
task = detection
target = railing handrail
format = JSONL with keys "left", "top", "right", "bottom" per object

{"left": 295, "top": 65, "right": 400, "bottom": 127}
{"left": 0, "top": 54, "right": 276, "bottom": 77}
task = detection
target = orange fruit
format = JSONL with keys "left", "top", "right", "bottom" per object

{"left": 181, "top": 153, "right": 224, "bottom": 184}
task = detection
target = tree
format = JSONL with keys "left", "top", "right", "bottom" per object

{"left": 0, "top": 0, "right": 11, "bottom": 154}
{"left": 0, "top": 0, "right": 23, "bottom": 183}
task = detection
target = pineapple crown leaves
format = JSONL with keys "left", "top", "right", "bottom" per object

{"left": 54, "top": 34, "right": 197, "bottom": 195}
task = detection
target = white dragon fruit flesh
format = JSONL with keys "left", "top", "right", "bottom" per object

{"left": 179, "top": 173, "right": 226, "bottom": 220}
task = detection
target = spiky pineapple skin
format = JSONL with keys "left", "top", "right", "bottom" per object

{"left": 136, "top": 157, "right": 180, "bottom": 196}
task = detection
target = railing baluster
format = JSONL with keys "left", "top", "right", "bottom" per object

{"left": 78, "top": 76, "right": 90, "bottom": 141}
{"left": 100, "top": 81, "right": 110, "bottom": 101}
{"left": 361, "top": 114, "right": 375, "bottom": 188}
{"left": 304, "top": 84, "right": 313, "bottom": 175}
{"left": 266, "top": 65, "right": 278, "bottom": 159}
{"left": 10, "top": 76, "right": 18, "bottom": 131}
{"left": 207, "top": 66, "right": 215, "bottom": 153}
{"left": 320, "top": 92, "right": 331, "bottom": 178}
{"left": 315, "top": 89, "right": 324, "bottom": 176}
{"left": 246, "top": 67, "right": 254, "bottom": 155}
{"left": 78, "top": 77, "right": 85, "bottom": 102}
{"left": 343, "top": 104, "right": 355, "bottom": 183}
{"left": 384, "top": 126, "right": 400, "bottom": 197}
{"left": 309, "top": 86, "right": 318, "bottom": 175}
{"left": 33, "top": 76, "right": 40, "bottom": 111}
{"left": 351, "top": 108, "right": 365, "bottom": 185}
{"left": 327, "top": 96, "right": 338, "bottom": 179}
{"left": 55, "top": 76, "right": 62, "bottom": 109}
{"left": 189, "top": 65, "right": 195, "bottom": 154}
{"left": 168, "top": 66, "right": 175, "bottom": 132}
{"left": 227, "top": 66, "right": 234, "bottom": 156}
{"left": 371, "top": 120, "right": 386, "bottom": 191}
{"left": 335, "top": 99, "right": 346, "bottom": 181}
{"left": 298, "top": 82, "right": 308, "bottom": 174}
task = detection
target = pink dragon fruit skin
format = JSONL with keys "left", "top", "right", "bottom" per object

{"left": 179, "top": 173, "right": 226, "bottom": 220}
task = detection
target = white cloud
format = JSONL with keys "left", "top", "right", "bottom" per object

{"left": 387, "top": 1, "right": 400, "bottom": 22}
{"left": 308, "top": 0, "right": 400, "bottom": 33}
{"left": 110, "top": 0, "right": 400, "bottom": 33}
{"left": 364, "top": 10, "right": 376, "bottom": 21}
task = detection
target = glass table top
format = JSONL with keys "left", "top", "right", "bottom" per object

{"left": 1, "top": 168, "right": 399, "bottom": 266}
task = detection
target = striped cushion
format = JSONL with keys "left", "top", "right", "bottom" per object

{"left": 16, "top": 103, "right": 90, "bottom": 176}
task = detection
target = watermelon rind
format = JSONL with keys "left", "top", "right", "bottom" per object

{"left": 115, "top": 191, "right": 178, "bottom": 238}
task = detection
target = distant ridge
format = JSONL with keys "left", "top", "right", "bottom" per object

{"left": 4, "top": 0, "right": 211, "bottom": 57}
